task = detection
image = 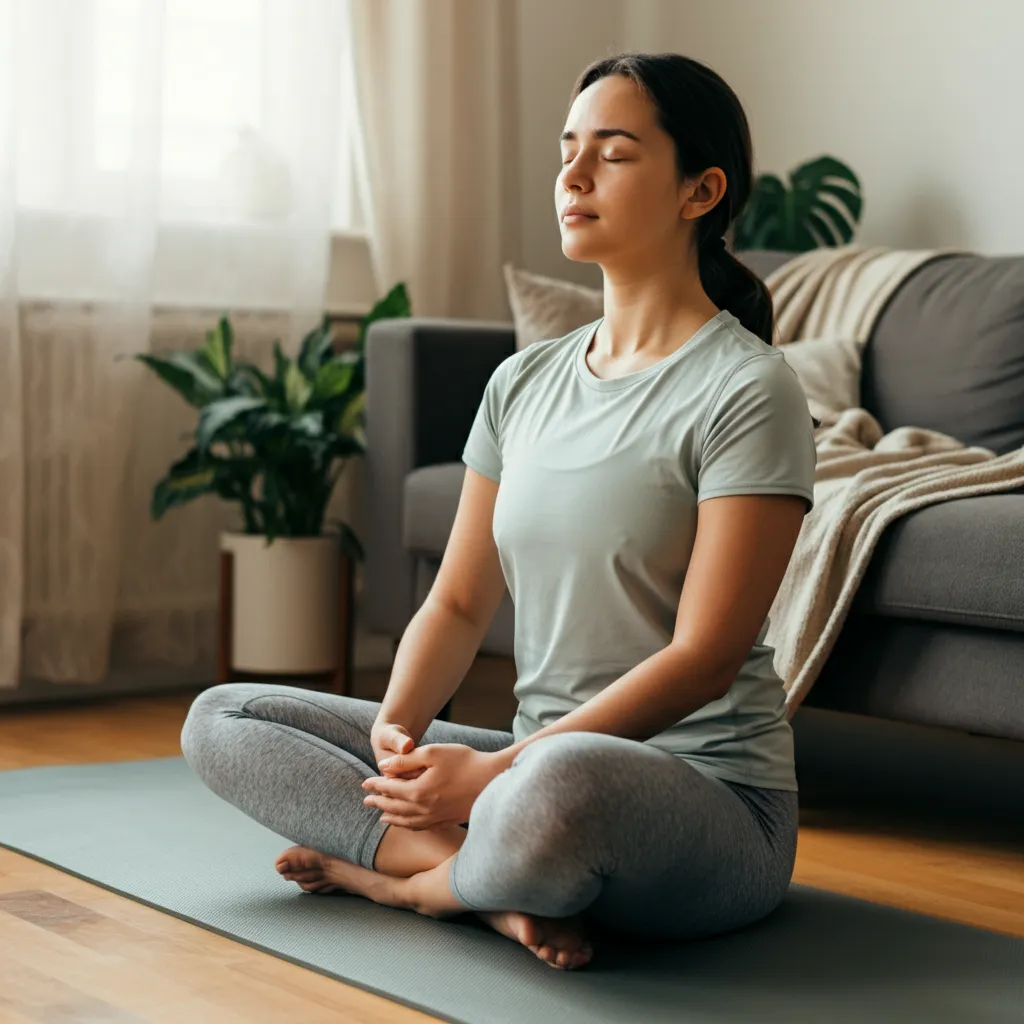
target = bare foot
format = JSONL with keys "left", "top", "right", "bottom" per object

{"left": 275, "top": 844, "right": 399, "bottom": 907}
{"left": 276, "top": 846, "right": 595, "bottom": 969}
{"left": 274, "top": 845, "right": 343, "bottom": 893}
{"left": 476, "top": 909, "right": 595, "bottom": 970}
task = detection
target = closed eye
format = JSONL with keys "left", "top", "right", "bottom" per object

{"left": 560, "top": 155, "right": 629, "bottom": 165}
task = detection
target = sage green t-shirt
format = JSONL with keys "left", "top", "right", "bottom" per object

{"left": 461, "top": 310, "right": 816, "bottom": 791}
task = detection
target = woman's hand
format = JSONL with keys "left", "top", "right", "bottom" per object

{"left": 370, "top": 719, "right": 426, "bottom": 780}
{"left": 361, "top": 743, "right": 506, "bottom": 831}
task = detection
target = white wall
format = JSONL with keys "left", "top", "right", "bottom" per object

{"left": 513, "top": 0, "right": 1024, "bottom": 282}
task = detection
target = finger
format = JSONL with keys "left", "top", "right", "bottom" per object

{"left": 365, "top": 793, "right": 422, "bottom": 817}
{"left": 362, "top": 776, "right": 417, "bottom": 798}
{"left": 364, "top": 786, "right": 419, "bottom": 811}
{"left": 377, "top": 752, "right": 426, "bottom": 774}
{"left": 362, "top": 771, "right": 420, "bottom": 795}
{"left": 385, "top": 726, "right": 414, "bottom": 754}
{"left": 380, "top": 766, "right": 425, "bottom": 782}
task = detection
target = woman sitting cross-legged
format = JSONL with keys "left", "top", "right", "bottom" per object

{"left": 180, "top": 51, "right": 815, "bottom": 972}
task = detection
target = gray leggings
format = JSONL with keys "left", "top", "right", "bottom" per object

{"left": 180, "top": 682, "right": 798, "bottom": 940}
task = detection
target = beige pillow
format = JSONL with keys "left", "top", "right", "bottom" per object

{"left": 776, "top": 335, "right": 861, "bottom": 427}
{"left": 503, "top": 263, "right": 602, "bottom": 351}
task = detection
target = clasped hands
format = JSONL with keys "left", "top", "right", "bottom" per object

{"left": 362, "top": 736, "right": 507, "bottom": 831}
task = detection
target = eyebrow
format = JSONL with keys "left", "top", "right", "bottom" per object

{"left": 559, "top": 128, "right": 642, "bottom": 143}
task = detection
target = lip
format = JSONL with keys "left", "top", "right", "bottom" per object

{"left": 562, "top": 205, "right": 597, "bottom": 222}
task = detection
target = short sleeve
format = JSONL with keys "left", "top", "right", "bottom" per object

{"left": 697, "top": 353, "right": 817, "bottom": 512}
{"left": 461, "top": 356, "right": 515, "bottom": 482}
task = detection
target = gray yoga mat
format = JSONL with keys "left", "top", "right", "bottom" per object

{"left": 0, "top": 757, "right": 1021, "bottom": 1024}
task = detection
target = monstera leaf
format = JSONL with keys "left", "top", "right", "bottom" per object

{"left": 733, "top": 155, "right": 862, "bottom": 253}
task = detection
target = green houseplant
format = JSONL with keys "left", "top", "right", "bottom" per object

{"left": 135, "top": 282, "right": 411, "bottom": 559}
{"left": 732, "top": 155, "right": 863, "bottom": 253}
{"left": 134, "top": 283, "right": 411, "bottom": 683}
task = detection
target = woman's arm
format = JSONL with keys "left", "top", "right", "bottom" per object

{"left": 488, "top": 492, "right": 807, "bottom": 769}
{"left": 377, "top": 598, "right": 487, "bottom": 742}
{"left": 377, "top": 467, "right": 507, "bottom": 742}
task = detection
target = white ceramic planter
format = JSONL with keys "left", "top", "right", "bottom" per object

{"left": 220, "top": 532, "right": 340, "bottom": 674}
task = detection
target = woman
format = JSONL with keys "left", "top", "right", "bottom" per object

{"left": 181, "top": 52, "right": 816, "bottom": 972}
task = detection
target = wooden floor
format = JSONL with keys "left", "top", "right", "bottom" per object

{"left": 1, "top": 656, "right": 1022, "bottom": 1023}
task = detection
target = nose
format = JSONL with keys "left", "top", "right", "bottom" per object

{"left": 559, "top": 154, "right": 591, "bottom": 195}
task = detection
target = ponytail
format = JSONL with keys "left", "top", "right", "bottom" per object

{"left": 697, "top": 232, "right": 775, "bottom": 346}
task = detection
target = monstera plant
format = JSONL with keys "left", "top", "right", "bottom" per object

{"left": 135, "top": 282, "right": 411, "bottom": 558}
{"left": 732, "top": 155, "right": 862, "bottom": 253}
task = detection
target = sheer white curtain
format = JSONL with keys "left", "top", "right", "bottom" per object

{"left": 348, "top": 0, "right": 521, "bottom": 320}
{"left": 0, "top": 0, "right": 358, "bottom": 687}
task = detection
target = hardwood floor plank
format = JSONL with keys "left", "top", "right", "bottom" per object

{"left": 0, "top": 914, "right": 191, "bottom": 1024}
{"left": 0, "top": 889, "right": 108, "bottom": 932}
{"left": 0, "top": 958, "right": 150, "bottom": 1024}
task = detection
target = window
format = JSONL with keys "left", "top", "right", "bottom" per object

{"left": 14, "top": 0, "right": 362, "bottom": 232}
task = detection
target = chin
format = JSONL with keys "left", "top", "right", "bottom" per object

{"left": 560, "top": 238, "right": 604, "bottom": 264}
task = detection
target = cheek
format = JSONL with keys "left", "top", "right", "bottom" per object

{"left": 606, "top": 174, "right": 674, "bottom": 233}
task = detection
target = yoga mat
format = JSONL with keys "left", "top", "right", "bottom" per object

{"left": 0, "top": 757, "right": 1021, "bottom": 1024}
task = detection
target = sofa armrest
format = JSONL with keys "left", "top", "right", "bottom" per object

{"left": 361, "top": 317, "right": 516, "bottom": 636}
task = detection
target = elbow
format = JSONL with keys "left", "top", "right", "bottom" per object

{"left": 664, "top": 642, "right": 738, "bottom": 703}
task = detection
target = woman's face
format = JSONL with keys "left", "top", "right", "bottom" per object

{"left": 555, "top": 74, "right": 716, "bottom": 271}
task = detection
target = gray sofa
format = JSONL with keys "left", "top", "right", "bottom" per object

{"left": 361, "top": 251, "right": 1024, "bottom": 742}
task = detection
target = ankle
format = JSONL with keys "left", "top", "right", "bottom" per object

{"left": 403, "top": 854, "right": 465, "bottom": 920}
{"left": 372, "top": 822, "right": 468, "bottom": 876}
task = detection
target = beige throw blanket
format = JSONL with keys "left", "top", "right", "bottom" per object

{"left": 760, "top": 245, "right": 1024, "bottom": 718}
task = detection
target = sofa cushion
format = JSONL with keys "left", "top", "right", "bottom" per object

{"left": 503, "top": 264, "right": 602, "bottom": 351}
{"left": 807, "top": 614, "right": 1024, "bottom": 742}
{"left": 405, "top": 463, "right": 1024, "bottom": 635}
{"left": 853, "top": 490, "right": 1024, "bottom": 631}
{"left": 864, "top": 254, "right": 1024, "bottom": 454}
{"left": 403, "top": 463, "right": 466, "bottom": 554}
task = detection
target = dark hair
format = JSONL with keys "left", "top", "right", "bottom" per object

{"left": 570, "top": 53, "right": 774, "bottom": 346}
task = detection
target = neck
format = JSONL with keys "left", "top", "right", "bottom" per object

{"left": 596, "top": 252, "right": 720, "bottom": 359}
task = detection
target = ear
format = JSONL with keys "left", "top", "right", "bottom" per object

{"left": 681, "top": 166, "right": 727, "bottom": 221}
